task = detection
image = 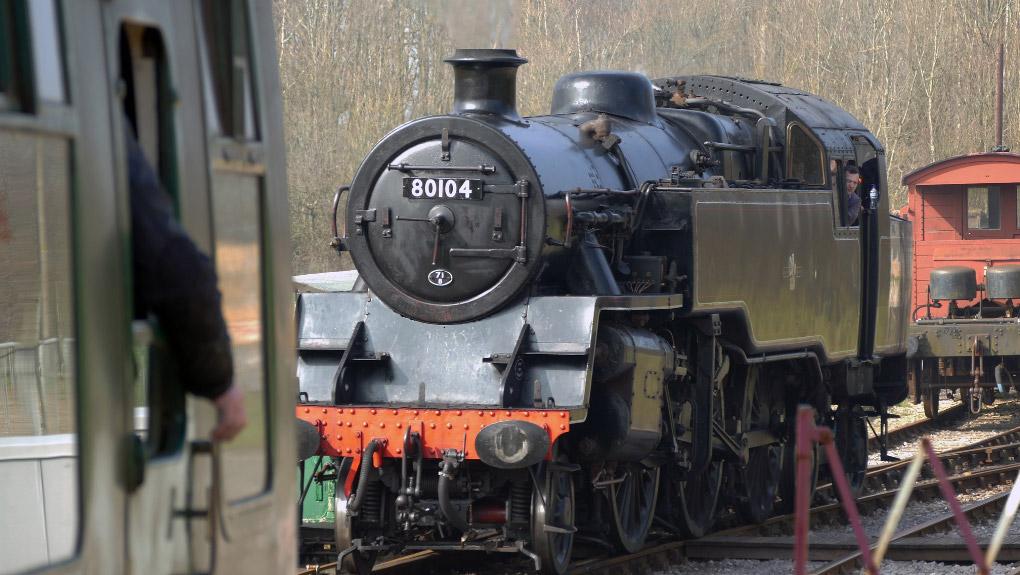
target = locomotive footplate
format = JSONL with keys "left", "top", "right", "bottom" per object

{"left": 296, "top": 406, "right": 570, "bottom": 496}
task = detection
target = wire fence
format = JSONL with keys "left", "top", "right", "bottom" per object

{"left": 0, "top": 338, "right": 74, "bottom": 437}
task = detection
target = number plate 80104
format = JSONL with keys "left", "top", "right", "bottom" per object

{"left": 402, "top": 177, "right": 483, "bottom": 200}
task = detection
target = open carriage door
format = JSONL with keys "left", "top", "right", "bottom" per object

{"left": 101, "top": 1, "right": 294, "bottom": 574}
{"left": 191, "top": 1, "right": 296, "bottom": 573}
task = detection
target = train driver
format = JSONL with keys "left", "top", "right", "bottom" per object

{"left": 845, "top": 164, "right": 862, "bottom": 226}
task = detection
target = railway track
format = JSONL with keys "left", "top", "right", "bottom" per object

{"left": 868, "top": 400, "right": 967, "bottom": 452}
{"left": 680, "top": 490, "right": 1015, "bottom": 570}
{"left": 693, "top": 461, "right": 1019, "bottom": 545}
{"left": 814, "top": 422, "right": 1020, "bottom": 506}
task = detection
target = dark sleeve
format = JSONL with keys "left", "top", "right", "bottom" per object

{"left": 847, "top": 193, "right": 861, "bottom": 226}
{"left": 127, "top": 130, "right": 234, "bottom": 400}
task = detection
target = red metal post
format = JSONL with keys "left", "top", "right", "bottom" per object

{"left": 823, "top": 439, "right": 878, "bottom": 575}
{"left": 793, "top": 405, "right": 877, "bottom": 575}
{"left": 793, "top": 406, "right": 814, "bottom": 575}
{"left": 922, "top": 438, "right": 989, "bottom": 574}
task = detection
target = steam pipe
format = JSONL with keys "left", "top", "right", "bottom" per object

{"left": 346, "top": 439, "right": 379, "bottom": 515}
{"left": 684, "top": 97, "right": 766, "bottom": 121}
{"left": 438, "top": 455, "right": 470, "bottom": 532}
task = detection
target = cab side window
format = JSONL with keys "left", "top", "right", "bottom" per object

{"left": 199, "top": 0, "right": 270, "bottom": 501}
{"left": 787, "top": 123, "right": 825, "bottom": 186}
{"left": 0, "top": 0, "right": 79, "bottom": 570}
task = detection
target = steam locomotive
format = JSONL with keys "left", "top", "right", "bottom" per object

{"left": 295, "top": 49, "right": 911, "bottom": 573}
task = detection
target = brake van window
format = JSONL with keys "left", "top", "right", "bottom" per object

{"left": 967, "top": 186, "right": 1000, "bottom": 230}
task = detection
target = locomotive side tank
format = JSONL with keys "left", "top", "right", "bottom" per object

{"left": 296, "top": 49, "right": 910, "bottom": 573}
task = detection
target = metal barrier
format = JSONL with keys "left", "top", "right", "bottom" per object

{"left": 0, "top": 338, "right": 72, "bottom": 436}
{"left": 793, "top": 406, "right": 877, "bottom": 575}
{"left": 793, "top": 405, "right": 1020, "bottom": 575}
{"left": 0, "top": 342, "right": 16, "bottom": 433}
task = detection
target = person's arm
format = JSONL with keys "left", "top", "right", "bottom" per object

{"left": 126, "top": 127, "right": 247, "bottom": 441}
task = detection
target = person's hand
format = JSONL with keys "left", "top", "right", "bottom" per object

{"left": 211, "top": 384, "right": 248, "bottom": 442}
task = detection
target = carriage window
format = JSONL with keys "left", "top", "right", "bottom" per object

{"left": 0, "top": 0, "right": 30, "bottom": 111}
{"left": 787, "top": 123, "right": 824, "bottom": 185}
{"left": 214, "top": 172, "right": 268, "bottom": 501}
{"left": 200, "top": 0, "right": 269, "bottom": 501}
{"left": 0, "top": 132, "right": 78, "bottom": 572}
{"left": 967, "top": 186, "right": 1000, "bottom": 230}
{"left": 199, "top": 0, "right": 257, "bottom": 140}
{"left": 0, "top": 2, "right": 14, "bottom": 103}
{"left": 27, "top": 0, "right": 65, "bottom": 104}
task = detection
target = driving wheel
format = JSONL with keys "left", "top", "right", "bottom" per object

{"left": 531, "top": 452, "right": 576, "bottom": 575}
{"left": 608, "top": 462, "right": 660, "bottom": 553}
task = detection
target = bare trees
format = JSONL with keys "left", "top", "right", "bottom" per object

{"left": 275, "top": 0, "right": 1020, "bottom": 274}
{"left": 275, "top": 0, "right": 453, "bottom": 273}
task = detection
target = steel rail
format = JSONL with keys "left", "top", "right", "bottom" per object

{"left": 867, "top": 401, "right": 967, "bottom": 452}
{"left": 681, "top": 493, "right": 1014, "bottom": 565}
{"left": 809, "top": 491, "right": 1011, "bottom": 575}
{"left": 814, "top": 436, "right": 1020, "bottom": 506}
{"left": 706, "top": 461, "right": 1020, "bottom": 542}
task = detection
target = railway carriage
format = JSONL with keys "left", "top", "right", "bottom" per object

{"left": 295, "top": 49, "right": 911, "bottom": 574}
{"left": 0, "top": 1, "right": 296, "bottom": 573}
{"left": 903, "top": 151, "right": 1020, "bottom": 415}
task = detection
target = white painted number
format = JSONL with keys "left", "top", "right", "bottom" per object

{"left": 406, "top": 178, "right": 477, "bottom": 200}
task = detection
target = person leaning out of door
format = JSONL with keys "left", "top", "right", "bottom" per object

{"left": 126, "top": 122, "right": 247, "bottom": 442}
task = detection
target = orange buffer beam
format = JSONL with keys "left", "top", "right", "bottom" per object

{"left": 296, "top": 406, "right": 571, "bottom": 461}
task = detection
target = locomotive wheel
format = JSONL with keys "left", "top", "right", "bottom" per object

{"left": 777, "top": 427, "right": 818, "bottom": 514}
{"left": 673, "top": 459, "right": 723, "bottom": 538}
{"left": 738, "top": 446, "right": 781, "bottom": 524}
{"left": 735, "top": 366, "right": 781, "bottom": 523}
{"left": 608, "top": 462, "right": 660, "bottom": 554}
{"left": 918, "top": 360, "right": 940, "bottom": 419}
{"left": 335, "top": 459, "right": 378, "bottom": 575}
{"left": 833, "top": 408, "right": 867, "bottom": 499}
{"left": 531, "top": 452, "right": 576, "bottom": 575}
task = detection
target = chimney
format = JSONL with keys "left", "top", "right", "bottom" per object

{"left": 445, "top": 49, "right": 527, "bottom": 122}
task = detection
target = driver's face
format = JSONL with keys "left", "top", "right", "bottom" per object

{"left": 846, "top": 173, "right": 861, "bottom": 194}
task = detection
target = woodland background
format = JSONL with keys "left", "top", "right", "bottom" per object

{"left": 274, "top": 0, "right": 1020, "bottom": 275}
